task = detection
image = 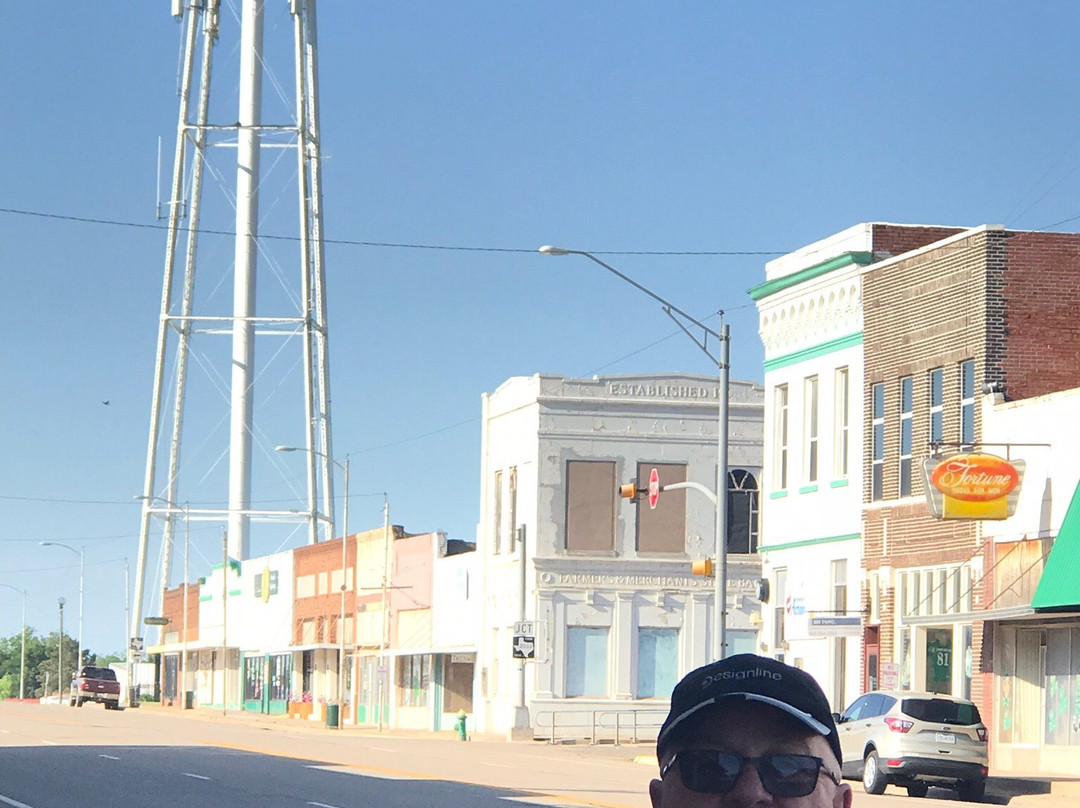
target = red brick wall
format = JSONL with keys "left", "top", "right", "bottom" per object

{"left": 871, "top": 224, "right": 965, "bottom": 259}
{"left": 293, "top": 537, "right": 354, "bottom": 644}
{"left": 999, "top": 230, "right": 1080, "bottom": 400}
{"left": 161, "top": 583, "right": 199, "bottom": 642}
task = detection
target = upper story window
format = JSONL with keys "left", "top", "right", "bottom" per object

{"left": 566, "top": 460, "right": 615, "bottom": 553}
{"left": 727, "top": 469, "right": 759, "bottom": 554}
{"left": 636, "top": 462, "right": 686, "bottom": 554}
{"left": 871, "top": 383, "right": 885, "bottom": 501}
{"left": 773, "top": 568, "right": 788, "bottom": 650}
{"left": 929, "top": 368, "right": 944, "bottom": 446}
{"left": 831, "top": 559, "right": 848, "bottom": 613}
{"left": 833, "top": 367, "right": 850, "bottom": 479}
{"left": 960, "top": 360, "right": 975, "bottom": 449}
{"left": 507, "top": 467, "right": 518, "bottom": 553}
{"left": 899, "top": 376, "right": 913, "bottom": 497}
{"left": 493, "top": 470, "right": 503, "bottom": 554}
{"left": 804, "top": 375, "right": 819, "bottom": 484}
{"left": 774, "top": 385, "right": 789, "bottom": 490}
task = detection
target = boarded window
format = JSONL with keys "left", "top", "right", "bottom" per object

{"left": 566, "top": 627, "right": 608, "bottom": 697}
{"left": 636, "top": 462, "right": 686, "bottom": 553}
{"left": 566, "top": 460, "right": 615, "bottom": 552}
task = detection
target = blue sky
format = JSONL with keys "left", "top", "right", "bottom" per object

{"left": 4, "top": 2, "right": 1080, "bottom": 655}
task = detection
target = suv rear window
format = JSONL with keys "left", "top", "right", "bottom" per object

{"left": 901, "top": 698, "right": 981, "bottom": 725}
{"left": 80, "top": 666, "right": 117, "bottom": 681}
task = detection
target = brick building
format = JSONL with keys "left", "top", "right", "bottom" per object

{"left": 860, "top": 224, "right": 1080, "bottom": 769}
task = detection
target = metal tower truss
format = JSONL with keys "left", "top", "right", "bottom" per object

{"left": 131, "top": 0, "right": 335, "bottom": 647}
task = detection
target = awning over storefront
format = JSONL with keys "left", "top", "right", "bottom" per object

{"left": 1032, "top": 478, "right": 1080, "bottom": 610}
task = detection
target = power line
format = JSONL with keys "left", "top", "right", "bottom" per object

{"left": 0, "top": 206, "right": 783, "bottom": 256}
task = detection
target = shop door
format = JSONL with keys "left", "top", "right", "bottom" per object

{"left": 864, "top": 626, "right": 880, "bottom": 693}
{"left": 926, "top": 627, "right": 953, "bottom": 694}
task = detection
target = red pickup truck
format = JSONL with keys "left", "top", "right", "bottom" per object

{"left": 69, "top": 665, "right": 122, "bottom": 709}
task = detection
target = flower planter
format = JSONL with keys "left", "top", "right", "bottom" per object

{"left": 288, "top": 701, "right": 314, "bottom": 719}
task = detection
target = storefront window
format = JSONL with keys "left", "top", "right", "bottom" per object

{"left": 900, "top": 627, "right": 912, "bottom": 690}
{"left": 1045, "top": 628, "right": 1080, "bottom": 747}
{"left": 960, "top": 625, "right": 972, "bottom": 701}
{"left": 999, "top": 627, "right": 1014, "bottom": 744}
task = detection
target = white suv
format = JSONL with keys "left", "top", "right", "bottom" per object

{"left": 835, "top": 690, "right": 989, "bottom": 801}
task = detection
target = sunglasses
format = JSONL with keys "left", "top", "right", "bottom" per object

{"left": 661, "top": 750, "right": 842, "bottom": 799}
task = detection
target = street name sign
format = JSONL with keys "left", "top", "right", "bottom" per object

{"left": 808, "top": 616, "right": 861, "bottom": 637}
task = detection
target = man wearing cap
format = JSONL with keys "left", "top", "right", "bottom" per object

{"left": 650, "top": 654, "right": 852, "bottom": 808}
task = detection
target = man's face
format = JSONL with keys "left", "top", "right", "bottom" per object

{"left": 649, "top": 700, "right": 852, "bottom": 808}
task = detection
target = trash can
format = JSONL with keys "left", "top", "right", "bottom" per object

{"left": 325, "top": 704, "right": 340, "bottom": 728}
{"left": 184, "top": 691, "right": 195, "bottom": 710}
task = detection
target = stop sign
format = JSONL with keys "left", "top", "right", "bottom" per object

{"left": 648, "top": 467, "right": 660, "bottom": 510}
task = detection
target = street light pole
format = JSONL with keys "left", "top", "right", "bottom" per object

{"left": 58, "top": 597, "right": 66, "bottom": 701}
{"left": 0, "top": 584, "right": 27, "bottom": 700}
{"left": 539, "top": 245, "right": 731, "bottom": 660}
{"left": 41, "top": 542, "right": 84, "bottom": 671}
{"left": 378, "top": 493, "right": 390, "bottom": 731}
{"left": 275, "top": 444, "right": 348, "bottom": 726}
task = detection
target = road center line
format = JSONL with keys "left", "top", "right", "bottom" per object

{"left": 0, "top": 795, "right": 36, "bottom": 808}
{"left": 307, "top": 802, "right": 343, "bottom": 808}
{"left": 99, "top": 754, "right": 120, "bottom": 760}
{"left": 182, "top": 773, "right": 210, "bottom": 780}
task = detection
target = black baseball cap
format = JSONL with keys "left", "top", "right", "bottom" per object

{"left": 656, "top": 653, "right": 842, "bottom": 766}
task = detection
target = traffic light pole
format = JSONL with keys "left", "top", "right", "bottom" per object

{"left": 539, "top": 246, "right": 730, "bottom": 660}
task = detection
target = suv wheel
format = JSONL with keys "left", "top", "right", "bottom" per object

{"left": 957, "top": 779, "right": 985, "bottom": 803}
{"left": 907, "top": 782, "right": 929, "bottom": 798}
{"left": 862, "top": 750, "right": 887, "bottom": 795}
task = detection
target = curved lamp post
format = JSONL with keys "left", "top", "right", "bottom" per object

{"left": 0, "top": 584, "right": 27, "bottom": 699}
{"left": 276, "top": 444, "right": 349, "bottom": 725}
{"left": 539, "top": 245, "right": 731, "bottom": 660}
{"left": 41, "top": 542, "right": 84, "bottom": 672}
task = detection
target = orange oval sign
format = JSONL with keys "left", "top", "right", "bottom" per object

{"left": 930, "top": 453, "right": 1019, "bottom": 502}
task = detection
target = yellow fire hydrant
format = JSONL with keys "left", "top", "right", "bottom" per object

{"left": 454, "top": 709, "right": 468, "bottom": 740}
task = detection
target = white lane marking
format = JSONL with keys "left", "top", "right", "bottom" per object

{"left": 99, "top": 754, "right": 120, "bottom": 760}
{"left": 305, "top": 765, "right": 411, "bottom": 779}
{"left": 307, "top": 802, "right": 343, "bottom": 808}
{"left": 182, "top": 773, "right": 211, "bottom": 780}
{"left": 0, "top": 795, "right": 36, "bottom": 808}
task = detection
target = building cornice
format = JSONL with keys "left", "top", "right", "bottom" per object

{"left": 748, "top": 252, "right": 874, "bottom": 301}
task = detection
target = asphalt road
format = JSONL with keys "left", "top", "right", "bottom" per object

{"left": 0, "top": 702, "right": 1056, "bottom": 808}
{"left": 0, "top": 702, "right": 656, "bottom": 808}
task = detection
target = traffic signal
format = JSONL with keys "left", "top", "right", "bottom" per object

{"left": 691, "top": 558, "right": 714, "bottom": 577}
{"left": 619, "top": 480, "right": 640, "bottom": 499}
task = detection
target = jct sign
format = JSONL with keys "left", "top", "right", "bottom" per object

{"left": 922, "top": 453, "right": 1025, "bottom": 520}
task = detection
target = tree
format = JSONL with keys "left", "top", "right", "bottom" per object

{"left": 1, "top": 630, "right": 117, "bottom": 698}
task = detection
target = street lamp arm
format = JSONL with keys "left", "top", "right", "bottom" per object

{"left": 661, "top": 480, "right": 718, "bottom": 506}
{"left": 539, "top": 243, "right": 732, "bottom": 660}
{"left": 539, "top": 246, "right": 723, "bottom": 343}
{"left": 275, "top": 444, "right": 346, "bottom": 474}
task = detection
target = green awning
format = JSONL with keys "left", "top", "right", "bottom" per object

{"left": 1032, "top": 478, "right": 1080, "bottom": 610}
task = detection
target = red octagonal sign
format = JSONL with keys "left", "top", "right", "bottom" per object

{"left": 648, "top": 467, "right": 660, "bottom": 510}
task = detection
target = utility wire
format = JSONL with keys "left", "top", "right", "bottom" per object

{"left": 0, "top": 206, "right": 782, "bottom": 256}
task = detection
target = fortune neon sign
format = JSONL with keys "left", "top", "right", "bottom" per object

{"left": 922, "top": 453, "right": 1025, "bottom": 520}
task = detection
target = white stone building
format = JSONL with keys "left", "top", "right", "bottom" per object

{"left": 750, "top": 225, "right": 872, "bottom": 712}
{"left": 473, "top": 372, "right": 764, "bottom": 739}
